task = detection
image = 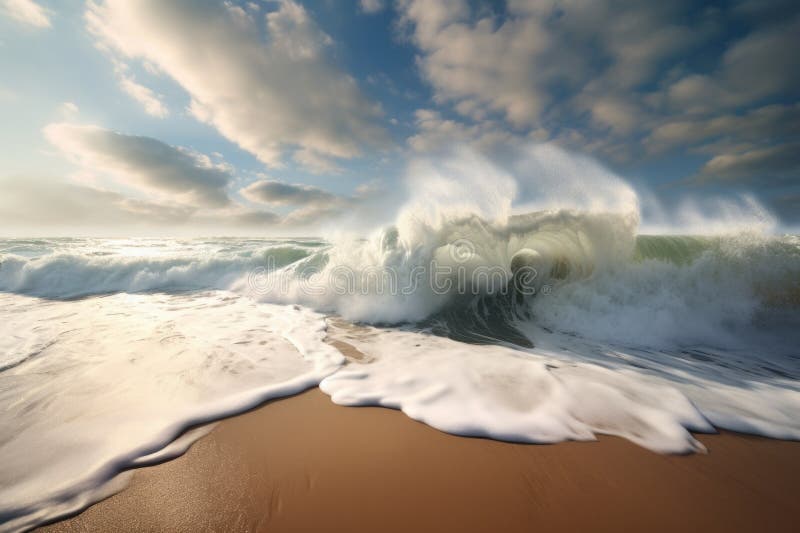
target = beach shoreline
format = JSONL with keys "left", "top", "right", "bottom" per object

{"left": 42, "top": 387, "right": 800, "bottom": 533}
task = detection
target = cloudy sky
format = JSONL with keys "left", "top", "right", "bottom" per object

{"left": 0, "top": 0, "right": 798, "bottom": 235}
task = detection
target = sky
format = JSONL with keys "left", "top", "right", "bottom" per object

{"left": 0, "top": 0, "right": 798, "bottom": 235}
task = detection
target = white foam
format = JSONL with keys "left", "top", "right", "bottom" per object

{"left": 0, "top": 291, "right": 342, "bottom": 532}
{"left": 320, "top": 326, "right": 712, "bottom": 453}
{"left": 320, "top": 319, "right": 800, "bottom": 452}
{"left": 0, "top": 238, "right": 318, "bottom": 299}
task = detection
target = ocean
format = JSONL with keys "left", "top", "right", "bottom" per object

{"left": 1, "top": 217, "right": 799, "bottom": 529}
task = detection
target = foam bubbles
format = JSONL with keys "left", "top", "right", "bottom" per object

{"left": 0, "top": 291, "right": 342, "bottom": 531}
{"left": 320, "top": 326, "right": 712, "bottom": 453}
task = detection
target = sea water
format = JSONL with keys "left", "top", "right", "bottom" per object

{"left": 1, "top": 148, "right": 799, "bottom": 531}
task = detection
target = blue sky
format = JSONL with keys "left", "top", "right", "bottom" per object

{"left": 0, "top": 0, "right": 798, "bottom": 234}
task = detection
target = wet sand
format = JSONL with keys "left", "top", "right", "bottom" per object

{"left": 43, "top": 388, "right": 799, "bottom": 533}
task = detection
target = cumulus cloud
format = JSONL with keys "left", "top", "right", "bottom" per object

{"left": 227, "top": 209, "right": 281, "bottom": 227}
{"left": 241, "top": 179, "right": 338, "bottom": 207}
{"left": 59, "top": 101, "right": 79, "bottom": 117}
{"left": 109, "top": 60, "right": 169, "bottom": 118}
{"left": 117, "top": 76, "right": 168, "bottom": 118}
{"left": 665, "top": 16, "right": 800, "bottom": 113}
{"left": 0, "top": 175, "right": 283, "bottom": 235}
{"left": 646, "top": 104, "right": 800, "bottom": 154}
{"left": 86, "top": 0, "right": 387, "bottom": 171}
{"left": 44, "top": 123, "right": 232, "bottom": 207}
{"left": 239, "top": 177, "right": 390, "bottom": 227}
{"left": 0, "top": 176, "right": 193, "bottom": 230}
{"left": 398, "top": 1, "right": 699, "bottom": 129}
{"left": 1, "top": 0, "right": 51, "bottom": 28}
{"left": 292, "top": 148, "right": 341, "bottom": 174}
{"left": 395, "top": 0, "right": 725, "bottom": 166}
{"left": 399, "top": 0, "right": 800, "bottom": 193}
{"left": 360, "top": 0, "right": 385, "bottom": 14}
{"left": 698, "top": 142, "right": 800, "bottom": 182}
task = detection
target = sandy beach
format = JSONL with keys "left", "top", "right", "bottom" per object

{"left": 42, "top": 387, "right": 799, "bottom": 533}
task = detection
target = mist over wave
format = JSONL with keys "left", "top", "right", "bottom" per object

{"left": 247, "top": 146, "right": 799, "bottom": 350}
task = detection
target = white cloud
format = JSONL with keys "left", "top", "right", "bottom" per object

{"left": 398, "top": 1, "right": 698, "bottom": 129}
{"left": 399, "top": 0, "right": 543, "bottom": 127}
{"left": 292, "top": 147, "right": 340, "bottom": 174}
{"left": 44, "top": 123, "right": 232, "bottom": 208}
{"left": 280, "top": 202, "right": 349, "bottom": 226}
{"left": 399, "top": 0, "right": 800, "bottom": 193}
{"left": 582, "top": 96, "right": 640, "bottom": 135}
{"left": 95, "top": 57, "right": 170, "bottom": 119}
{"left": 0, "top": 175, "right": 284, "bottom": 234}
{"left": 86, "top": 0, "right": 387, "bottom": 170}
{"left": 1, "top": 0, "right": 51, "bottom": 28}
{"left": 0, "top": 176, "right": 193, "bottom": 229}
{"left": 646, "top": 104, "right": 800, "bottom": 154}
{"left": 241, "top": 179, "right": 338, "bottom": 207}
{"left": 59, "top": 101, "right": 79, "bottom": 117}
{"left": 665, "top": 15, "right": 800, "bottom": 113}
{"left": 699, "top": 142, "right": 800, "bottom": 182}
{"left": 117, "top": 73, "right": 168, "bottom": 118}
{"left": 360, "top": 0, "right": 385, "bottom": 14}
{"left": 239, "top": 177, "right": 391, "bottom": 228}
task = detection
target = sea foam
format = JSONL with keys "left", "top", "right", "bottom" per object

{"left": 0, "top": 291, "right": 342, "bottom": 532}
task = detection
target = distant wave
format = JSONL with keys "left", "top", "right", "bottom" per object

{"left": 0, "top": 240, "right": 319, "bottom": 298}
{"left": 2, "top": 217, "right": 799, "bottom": 355}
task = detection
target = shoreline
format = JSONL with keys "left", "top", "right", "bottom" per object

{"left": 42, "top": 387, "right": 800, "bottom": 533}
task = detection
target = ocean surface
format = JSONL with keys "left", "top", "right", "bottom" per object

{"left": 4, "top": 140, "right": 800, "bottom": 533}
{"left": 0, "top": 224, "right": 798, "bottom": 530}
